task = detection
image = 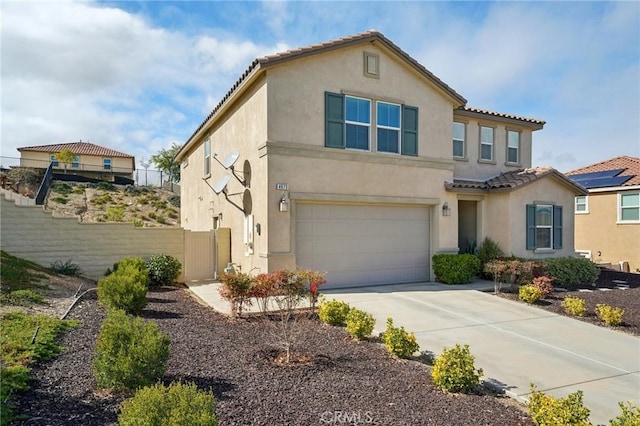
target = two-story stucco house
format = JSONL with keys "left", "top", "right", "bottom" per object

{"left": 175, "top": 31, "right": 586, "bottom": 287}
{"left": 566, "top": 156, "right": 640, "bottom": 272}
{"left": 18, "top": 141, "right": 135, "bottom": 183}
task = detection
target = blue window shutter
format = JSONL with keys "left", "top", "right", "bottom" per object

{"left": 526, "top": 204, "right": 536, "bottom": 250}
{"left": 401, "top": 105, "right": 418, "bottom": 156}
{"left": 325, "top": 92, "right": 344, "bottom": 148}
{"left": 553, "top": 205, "right": 563, "bottom": 249}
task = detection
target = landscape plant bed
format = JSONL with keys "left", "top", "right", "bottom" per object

{"left": 497, "top": 270, "right": 640, "bottom": 336}
{"left": 12, "top": 287, "right": 532, "bottom": 425}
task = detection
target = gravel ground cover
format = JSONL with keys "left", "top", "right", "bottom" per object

{"left": 13, "top": 287, "right": 532, "bottom": 426}
{"left": 498, "top": 269, "right": 640, "bottom": 336}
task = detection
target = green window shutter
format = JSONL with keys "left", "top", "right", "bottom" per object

{"left": 325, "top": 92, "right": 345, "bottom": 148}
{"left": 553, "top": 205, "right": 563, "bottom": 249}
{"left": 526, "top": 204, "right": 536, "bottom": 250}
{"left": 401, "top": 105, "right": 418, "bottom": 156}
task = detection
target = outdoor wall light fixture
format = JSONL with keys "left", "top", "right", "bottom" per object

{"left": 442, "top": 202, "right": 451, "bottom": 216}
{"left": 279, "top": 194, "right": 289, "bottom": 212}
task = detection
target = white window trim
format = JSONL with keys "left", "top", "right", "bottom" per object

{"left": 574, "top": 195, "right": 589, "bottom": 214}
{"left": 103, "top": 158, "right": 112, "bottom": 170}
{"left": 345, "top": 95, "right": 371, "bottom": 152}
{"left": 72, "top": 156, "right": 80, "bottom": 169}
{"left": 535, "top": 204, "right": 553, "bottom": 249}
{"left": 479, "top": 125, "right": 494, "bottom": 162}
{"left": 376, "top": 100, "right": 401, "bottom": 154}
{"left": 618, "top": 192, "right": 640, "bottom": 224}
{"left": 506, "top": 129, "right": 520, "bottom": 165}
{"left": 453, "top": 121, "right": 466, "bottom": 159}
{"left": 203, "top": 138, "right": 211, "bottom": 177}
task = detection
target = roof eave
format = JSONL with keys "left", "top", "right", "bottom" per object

{"left": 454, "top": 108, "right": 545, "bottom": 130}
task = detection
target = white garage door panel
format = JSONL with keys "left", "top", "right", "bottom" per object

{"left": 295, "top": 203, "right": 430, "bottom": 288}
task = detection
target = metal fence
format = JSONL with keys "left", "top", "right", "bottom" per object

{"left": 0, "top": 156, "right": 177, "bottom": 189}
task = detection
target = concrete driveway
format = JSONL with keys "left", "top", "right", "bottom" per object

{"left": 324, "top": 282, "right": 640, "bottom": 426}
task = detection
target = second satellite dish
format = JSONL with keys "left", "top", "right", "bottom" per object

{"left": 212, "top": 175, "right": 231, "bottom": 194}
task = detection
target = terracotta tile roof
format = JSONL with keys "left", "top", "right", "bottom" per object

{"left": 446, "top": 167, "right": 586, "bottom": 194}
{"left": 565, "top": 156, "right": 640, "bottom": 187}
{"left": 455, "top": 106, "right": 546, "bottom": 127}
{"left": 179, "top": 30, "right": 467, "bottom": 159}
{"left": 18, "top": 142, "right": 133, "bottom": 158}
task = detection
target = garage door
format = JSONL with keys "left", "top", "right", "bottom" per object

{"left": 295, "top": 203, "right": 430, "bottom": 288}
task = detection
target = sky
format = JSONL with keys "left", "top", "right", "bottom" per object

{"left": 1, "top": 0, "right": 639, "bottom": 173}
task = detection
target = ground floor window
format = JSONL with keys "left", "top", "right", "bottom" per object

{"left": 526, "top": 204, "right": 562, "bottom": 250}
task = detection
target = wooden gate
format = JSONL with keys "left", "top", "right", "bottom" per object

{"left": 184, "top": 231, "right": 216, "bottom": 282}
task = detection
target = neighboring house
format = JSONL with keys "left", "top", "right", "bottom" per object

{"left": 175, "top": 31, "right": 586, "bottom": 288}
{"left": 18, "top": 141, "right": 135, "bottom": 182}
{"left": 566, "top": 156, "right": 640, "bottom": 272}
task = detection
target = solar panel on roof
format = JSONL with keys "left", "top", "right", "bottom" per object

{"left": 574, "top": 175, "right": 633, "bottom": 189}
{"left": 570, "top": 168, "right": 626, "bottom": 181}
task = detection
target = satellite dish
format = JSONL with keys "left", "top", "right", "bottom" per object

{"left": 212, "top": 175, "right": 231, "bottom": 194}
{"left": 222, "top": 151, "right": 240, "bottom": 169}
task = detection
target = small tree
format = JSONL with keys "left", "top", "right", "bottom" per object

{"left": 55, "top": 148, "right": 77, "bottom": 174}
{"left": 150, "top": 142, "right": 182, "bottom": 184}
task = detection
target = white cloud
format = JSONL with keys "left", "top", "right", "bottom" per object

{"left": 0, "top": 0, "right": 285, "bottom": 164}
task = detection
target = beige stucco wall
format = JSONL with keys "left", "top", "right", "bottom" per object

{"left": 20, "top": 151, "right": 134, "bottom": 175}
{"left": 1, "top": 194, "right": 184, "bottom": 280}
{"left": 180, "top": 75, "right": 269, "bottom": 274}
{"left": 180, "top": 43, "right": 460, "bottom": 277}
{"left": 574, "top": 191, "right": 640, "bottom": 271}
{"left": 482, "top": 177, "right": 578, "bottom": 259}
{"left": 452, "top": 113, "right": 534, "bottom": 180}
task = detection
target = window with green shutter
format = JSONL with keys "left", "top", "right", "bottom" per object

{"left": 526, "top": 204, "right": 563, "bottom": 250}
{"left": 325, "top": 92, "right": 418, "bottom": 156}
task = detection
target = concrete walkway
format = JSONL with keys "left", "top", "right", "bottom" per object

{"left": 186, "top": 280, "right": 640, "bottom": 425}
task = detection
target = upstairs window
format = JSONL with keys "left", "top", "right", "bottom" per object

{"left": 103, "top": 158, "right": 111, "bottom": 170}
{"left": 325, "top": 92, "right": 418, "bottom": 156}
{"left": 619, "top": 193, "right": 639, "bottom": 222}
{"left": 453, "top": 122, "right": 465, "bottom": 158}
{"left": 203, "top": 138, "right": 211, "bottom": 176}
{"left": 50, "top": 154, "right": 59, "bottom": 167}
{"left": 377, "top": 101, "right": 400, "bottom": 153}
{"left": 507, "top": 130, "right": 520, "bottom": 164}
{"left": 480, "top": 126, "right": 494, "bottom": 161}
{"left": 526, "top": 204, "right": 563, "bottom": 250}
{"left": 575, "top": 196, "right": 588, "bottom": 214}
{"left": 345, "top": 96, "right": 371, "bottom": 150}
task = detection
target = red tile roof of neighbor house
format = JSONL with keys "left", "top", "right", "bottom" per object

{"left": 565, "top": 156, "right": 640, "bottom": 187}
{"left": 18, "top": 142, "right": 133, "bottom": 158}
{"left": 446, "top": 167, "right": 587, "bottom": 194}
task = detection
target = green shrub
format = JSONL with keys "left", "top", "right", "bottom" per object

{"left": 98, "top": 265, "right": 148, "bottom": 314}
{"left": 318, "top": 299, "right": 351, "bottom": 326}
{"left": 133, "top": 219, "right": 144, "bottom": 228}
{"left": 145, "top": 254, "right": 181, "bottom": 287}
{"left": 345, "top": 308, "right": 375, "bottom": 340}
{"left": 50, "top": 196, "right": 68, "bottom": 204}
{"left": 0, "top": 289, "right": 45, "bottom": 306}
{"left": 382, "top": 317, "right": 419, "bottom": 358}
{"left": 477, "top": 237, "right": 504, "bottom": 278}
{"left": 519, "top": 285, "right": 543, "bottom": 304}
{"left": 93, "top": 310, "right": 169, "bottom": 392}
{"left": 110, "top": 257, "right": 148, "bottom": 276}
{"left": 431, "top": 344, "right": 483, "bottom": 393}
{"left": 527, "top": 384, "right": 591, "bottom": 426}
{"left": 118, "top": 382, "right": 217, "bottom": 426}
{"left": 561, "top": 296, "right": 587, "bottom": 317}
{"left": 432, "top": 254, "right": 481, "bottom": 284}
{"left": 610, "top": 401, "right": 640, "bottom": 426}
{"left": 543, "top": 257, "right": 599, "bottom": 287}
{"left": 50, "top": 259, "right": 82, "bottom": 276}
{"left": 51, "top": 182, "right": 73, "bottom": 195}
{"left": 105, "top": 206, "right": 124, "bottom": 222}
{"left": 155, "top": 215, "right": 166, "bottom": 224}
{"left": 595, "top": 304, "right": 624, "bottom": 326}
{"left": 93, "top": 181, "right": 116, "bottom": 191}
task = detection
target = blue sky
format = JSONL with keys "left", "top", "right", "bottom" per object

{"left": 2, "top": 0, "right": 638, "bottom": 173}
